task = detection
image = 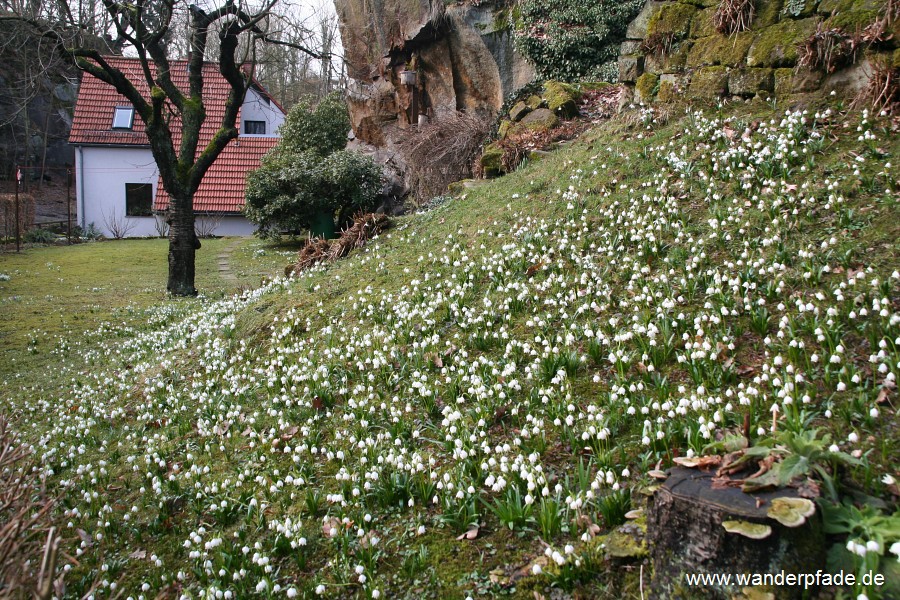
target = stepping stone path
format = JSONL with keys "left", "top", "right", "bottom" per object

{"left": 216, "top": 239, "right": 242, "bottom": 286}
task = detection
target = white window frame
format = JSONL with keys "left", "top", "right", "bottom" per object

{"left": 112, "top": 106, "right": 135, "bottom": 129}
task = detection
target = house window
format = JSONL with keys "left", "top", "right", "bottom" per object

{"left": 244, "top": 120, "right": 266, "bottom": 135}
{"left": 125, "top": 183, "right": 153, "bottom": 216}
{"left": 112, "top": 106, "right": 134, "bottom": 129}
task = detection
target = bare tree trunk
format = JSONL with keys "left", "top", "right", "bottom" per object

{"left": 166, "top": 194, "right": 200, "bottom": 296}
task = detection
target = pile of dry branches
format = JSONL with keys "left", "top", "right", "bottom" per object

{"left": 0, "top": 415, "right": 61, "bottom": 600}
{"left": 714, "top": 0, "right": 755, "bottom": 35}
{"left": 396, "top": 111, "right": 491, "bottom": 204}
{"left": 286, "top": 213, "right": 392, "bottom": 275}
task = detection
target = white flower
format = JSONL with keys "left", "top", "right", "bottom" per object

{"left": 883, "top": 474, "right": 896, "bottom": 486}
{"left": 889, "top": 541, "right": 900, "bottom": 560}
{"left": 315, "top": 584, "right": 326, "bottom": 595}
{"left": 532, "top": 564, "right": 542, "bottom": 575}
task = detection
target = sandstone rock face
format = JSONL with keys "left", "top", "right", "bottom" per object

{"left": 335, "top": 0, "right": 534, "bottom": 154}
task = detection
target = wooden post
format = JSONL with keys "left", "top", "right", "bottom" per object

{"left": 67, "top": 168, "right": 72, "bottom": 243}
{"left": 15, "top": 166, "right": 21, "bottom": 253}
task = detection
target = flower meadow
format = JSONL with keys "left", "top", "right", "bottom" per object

{"left": 4, "top": 101, "right": 900, "bottom": 599}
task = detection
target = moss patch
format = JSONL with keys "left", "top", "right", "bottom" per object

{"left": 691, "top": 6, "right": 717, "bottom": 38}
{"left": 543, "top": 81, "right": 581, "bottom": 118}
{"left": 658, "top": 78, "right": 679, "bottom": 102}
{"left": 747, "top": 18, "right": 821, "bottom": 67}
{"left": 689, "top": 65, "right": 729, "bottom": 97}
{"left": 687, "top": 32, "right": 754, "bottom": 67}
{"left": 756, "top": 0, "right": 787, "bottom": 25}
{"left": 636, "top": 72, "right": 660, "bottom": 101}
{"left": 647, "top": 2, "right": 699, "bottom": 38}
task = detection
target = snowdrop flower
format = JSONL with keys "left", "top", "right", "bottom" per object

{"left": 532, "top": 564, "right": 542, "bottom": 575}
{"left": 890, "top": 541, "right": 900, "bottom": 561}
{"left": 883, "top": 474, "right": 896, "bottom": 485}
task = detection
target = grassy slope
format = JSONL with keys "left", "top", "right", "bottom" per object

{"left": 3, "top": 98, "right": 900, "bottom": 599}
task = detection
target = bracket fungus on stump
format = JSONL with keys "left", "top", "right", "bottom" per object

{"left": 647, "top": 467, "right": 825, "bottom": 599}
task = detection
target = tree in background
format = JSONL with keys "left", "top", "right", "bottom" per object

{"left": 244, "top": 93, "right": 381, "bottom": 239}
{"left": 7, "top": 0, "right": 324, "bottom": 295}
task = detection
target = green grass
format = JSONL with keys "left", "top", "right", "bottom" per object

{"left": 0, "top": 236, "right": 296, "bottom": 388}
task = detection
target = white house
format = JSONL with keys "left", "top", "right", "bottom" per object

{"left": 69, "top": 57, "right": 285, "bottom": 238}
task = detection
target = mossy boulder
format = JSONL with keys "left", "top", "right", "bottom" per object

{"left": 525, "top": 94, "right": 544, "bottom": 110}
{"left": 689, "top": 65, "right": 729, "bottom": 98}
{"left": 690, "top": 7, "right": 717, "bottom": 38}
{"left": 497, "top": 119, "right": 513, "bottom": 139}
{"left": 747, "top": 18, "right": 821, "bottom": 67}
{"left": 636, "top": 72, "right": 660, "bottom": 102}
{"left": 543, "top": 81, "right": 580, "bottom": 118}
{"left": 687, "top": 32, "right": 754, "bottom": 68}
{"left": 647, "top": 2, "right": 699, "bottom": 38}
{"left": 515, "top": 107, "right": 560, "bottom": 132}
{"left": 729, "top": 68, "right": 775, "bottom": 96}
{"left": 509, "top": 101, "right": 531, "bottom": 122}
{"left": 755, "top": 0, "right": 786, "bottom": 26}
{"left": 657, "top": 77, "right": 679, "bottom": 102}
{"left": 480, "top": 142, "right": 504, "bottom": 178}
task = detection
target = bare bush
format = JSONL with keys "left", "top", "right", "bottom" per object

{"left": 153, "top": 214, "right": 170, "bottom": 238}
{"left": 195, "top": 212, "right": 223, "bottom": 238}
{"left": 0, "top": 415, "right": 62, "bottom": 600}
{"left": 396, "top": 112, "right": 491, "bottom": 204}
{"left": 714, "top": 0, "right": 755, "bottom": 35}
{"left": 101, "top": 209, "right": 136, "bottom": 239}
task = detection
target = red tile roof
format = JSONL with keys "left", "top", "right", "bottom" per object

{"left": 154, "top": 136, "right": 278, "bottom": 213}
{"left": 70, "top": 56, "right": 281, "bottom": 213}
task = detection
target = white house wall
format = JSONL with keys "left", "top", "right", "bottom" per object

{"left": 240, "top": 88, "right": 285, "bottom": 137}
{"left": 78, "top": 146, "right": 161, "bottom": 238}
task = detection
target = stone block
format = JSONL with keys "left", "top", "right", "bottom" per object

{"left": 747, "top": 18, "right": 821, "bottom": 68}
{"left": 647, "top": 2, "right": 699, "bottom": 38}
{"left": 689, "top": 65, "right": 729, "bottom": 98}
{"left": 687, "top": 33, "right": 754, "bottom": 68}
{"left": 509, "top": 101, "right": 531, "bottom": 122}
{"left": 626, "top": 1, "right": 666, "bottom": 39}
{"left": 619, "top": 54, "right": 645, "bottom": 83}
{"left": 636, "top": 72, "right": 660, "bottom": 102}
{"left": 729, "top": 68, "right": 774, "bottom": 95}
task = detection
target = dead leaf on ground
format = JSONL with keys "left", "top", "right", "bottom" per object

{"left": 456, "top": 527, "right": 479, "bottom": 541}
{"left": 129, "top": 550, "right": 146, "bottom": 560}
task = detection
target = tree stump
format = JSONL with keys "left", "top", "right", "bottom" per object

{"left": 647, "top": 467, "right": 825, "bottom": 599}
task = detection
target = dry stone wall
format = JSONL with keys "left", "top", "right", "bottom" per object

{"left": 618, "top": 0, "right": 899, "bottom": 103}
